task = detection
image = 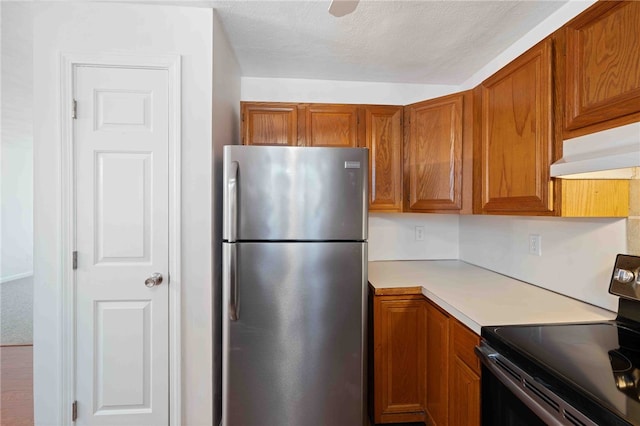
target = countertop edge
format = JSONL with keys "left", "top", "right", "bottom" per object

{"left": 421, "top": 287, "right": 482, "bottom": 334}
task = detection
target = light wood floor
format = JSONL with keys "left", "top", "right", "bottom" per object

{"left": 0, "top": 345, "right": 34, "bottom": 426}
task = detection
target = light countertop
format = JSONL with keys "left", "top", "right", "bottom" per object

{"left": 368, "top": 260, "right": 617, "bottom": 335}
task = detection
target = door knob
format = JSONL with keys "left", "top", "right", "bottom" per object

{"left": 145, "top": 273, "right": 163, "bottom": 288}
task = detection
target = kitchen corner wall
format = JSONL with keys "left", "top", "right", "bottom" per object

{"left": 459, "top": 216, "right": 626, "bottom": 312}
{"left": 369, "top": 213, "right": 459, "bottom": 261}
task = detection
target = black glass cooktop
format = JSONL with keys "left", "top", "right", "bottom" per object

{"left": 483, "top": 321, "right": 640, "bottom": 426}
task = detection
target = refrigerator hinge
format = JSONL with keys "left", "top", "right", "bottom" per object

{"left": 72, "top": 400, "right": 77, "bottom": 421}
{"left": 72, "top": 99, "right": 77, "bottom": 119}
{"left": 72, "top": 251, "right": 78, "bottom": 270}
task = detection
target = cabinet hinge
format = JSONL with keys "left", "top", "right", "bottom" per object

{"left": 72, "top": 99, "right": 77, "bottom": 119}
{"left": 72, "top": 251, "right": 78, "bottom": 270}
{"left": 241, "top": 113, "right": 245, "bottom": 122}
{"left": 72, "top": 401, "right": 77, "bottom": 422}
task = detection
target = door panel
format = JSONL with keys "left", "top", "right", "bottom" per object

{"left": 305, "top": 104, "right": 359, "bottom": 147}
{"left": 95, "top": 153, "right": 152, "bottom": 263}
{"left": 222, "top": 242, "right": 366, "bottom": 426}
{"left": 405, "top": 94, "right": 463, "bottom": 211}
{"left": 223, "top": 146, "right": 368, "bottom": 241}
{"left": 75, "top": 65, "right": 169, "bottom": 426}
{"left": 241, "top": 102, "right": 301, "bottom": 146}
{"left": 94, "top": 301, "right": 151, "bottom": 413}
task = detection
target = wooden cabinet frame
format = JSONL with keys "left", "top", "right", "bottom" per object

{"left": 478, "top": 39, "right": 555, "bottom": 215}
{"left": 404, "top": 91, "right": 474, "bottom": 213}
{"left": 564, "top": 1, "right": 640, "bottom": 136}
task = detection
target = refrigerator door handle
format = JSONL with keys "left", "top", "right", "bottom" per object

{"left": 228, "top": 161, "right": 239, "bottom": 243}
{"left": 228, "top": 243, "right": 239, "bottom": 321}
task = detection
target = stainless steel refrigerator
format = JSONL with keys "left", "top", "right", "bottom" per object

{"left": 221, "top": 145, "right": 368, "bottom": 426}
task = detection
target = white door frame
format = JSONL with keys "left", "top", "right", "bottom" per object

{"left": 60, "top": 52, "right": 181, "bottom": 425}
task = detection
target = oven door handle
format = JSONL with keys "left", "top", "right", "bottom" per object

{"left": 476, "top": 343, "right": 566, "bottom": 426}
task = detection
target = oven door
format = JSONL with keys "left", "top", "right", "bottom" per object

{"left": 476, "top": 342, "right": 598, "bottom": 426}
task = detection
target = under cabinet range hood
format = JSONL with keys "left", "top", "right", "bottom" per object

{"left": 551, "top": 122, "right": 640, "bottom": 179}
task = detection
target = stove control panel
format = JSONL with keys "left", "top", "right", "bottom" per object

{"left": 610, "top": 254, "right": 640, "bottom": 301}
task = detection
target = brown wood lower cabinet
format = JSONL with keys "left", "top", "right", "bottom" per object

{"left": 449, "top": 320, "right": 481, "bottom": 426}
{"left": 372, "top": 293, "right": 428, "bottom": 424}
{"left": 425, "top": 301, "right": 449, "bottom": 426}
{"left": 371, "top": 290, "right": 481, "bottom": 426}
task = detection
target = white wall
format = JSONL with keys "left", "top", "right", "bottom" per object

{"left": 459, "top": 216, "right": 626, "bottom": 312}
{"left": 210, "top": 10, "right": 241, "bottom": 426}
{"left": 369, "top": 213, "right": 458, "bottom": 261}
{"left": 33, "top": 3, "right": 228, "bottom": 425}
{"left": 242, "top": 76, "right": 457, "bottom": 105}
{"left": 1, "top": 1, "right": 33, "bottom": 283}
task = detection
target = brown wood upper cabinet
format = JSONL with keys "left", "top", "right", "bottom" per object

{"left": 404, "top": 91, "right": 473, "bottom": 213}
{"left": 564, "top": 1, "right": 640, "bottom": 136}
{"left": 479, "top": 39, "right": 554, "bottom": 214}
{"left": 365, "top": 106, "right": 403, "bottom": 212}
{"left": 242, "top": 101, "right": 404, "bottom": 212}
{"left": 304, "top": 104, "right": 360, "bottom": 147}
{"left": 241, "top": 102, "right": 302, "bottom": 146}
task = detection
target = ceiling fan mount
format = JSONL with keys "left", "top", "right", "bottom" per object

{"left": 328, "top": 0, "right": 360, "bottom": 17}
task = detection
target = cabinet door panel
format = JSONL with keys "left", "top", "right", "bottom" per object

{"left": 449, "top": 356, "right": 480, "bottom": 426}
{"left": 366, "top": 106, "right": 403, "bottom": 212}
{"left": 305, "top": 104, "right": 359, "bottom": 147}
{"left": 565, "top": 1, "right": 640, "bottom": 131}
{"left": 374, "top": 296, "right": 427, "bottom": 424}
{"left": 241, "top": 103, "right": 300, "bottom": 146}
{"left": 451, "top": 320, "right": 481, "bottom": 375}
{"left": 480, "top": 39, "right": 553, "bottom": 213}
{"left": 426, "top": 302, "right": 449, "bottom": 426}
{"left": 405, "top": 93, "right": 463, "bottom": 211}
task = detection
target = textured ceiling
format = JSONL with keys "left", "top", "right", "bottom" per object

{"left": 212, "top": 0, "right": 567, "bottom": 85}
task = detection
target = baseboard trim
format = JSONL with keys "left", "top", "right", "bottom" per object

{"left": 0, "top": 272, "right": 34, "bottom": 284}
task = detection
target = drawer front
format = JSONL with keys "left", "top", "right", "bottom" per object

{"left": 452, "top": 319, "right": 481, "bottom": 375}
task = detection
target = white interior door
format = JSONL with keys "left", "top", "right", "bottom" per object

{"left": 74, "top": 65, "right": 169, "bottom": 426}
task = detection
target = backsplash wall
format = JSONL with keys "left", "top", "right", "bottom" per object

{"left": 459, "top": 215, "right": 627, "bottom": 312}
{"left": 369, "top": 213, "right": 459, "bottom": 261}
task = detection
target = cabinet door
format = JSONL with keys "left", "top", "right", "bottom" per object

{"left": 449, "top": 320, "right": 481, "bottom": 426}
{"left": 373, "top": 296, "right": 427, "bottom": 424}
{"left": 405, "top": 93, "right": 464, "bottom": 212}
{"left": 426, "top": 301, "right": 449, "bottom": 426}
{"left": 365, "top": 106, "right": 403, "bottom": 212}
{"left": 304, "top": 104, "right": 360, "bottom": 147}
{"left": 565, "top": 1, "right": 640, "bottom": 133}
{"left": 480, "top": 39, "right": 554, "bottom": 214}
{"left": 241, "top": 102, "right": 301, "bottom": 146}
{"left": 449, "top": 356, "right": 480, "bottom": 426}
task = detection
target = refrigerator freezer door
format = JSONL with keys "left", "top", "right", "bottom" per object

{"left": 223, "top": 146, "right": 368, "bottom": 241}
{"left": 222, "top": 241, "right": 366, "bottom": 426}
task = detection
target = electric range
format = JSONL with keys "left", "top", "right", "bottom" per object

{"left": 477, "top": 254, "right": 640, "bottom": 426}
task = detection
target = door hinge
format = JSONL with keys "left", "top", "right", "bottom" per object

{"left": 72, "top": 251, "right": 78, "bottom": 270}
{"left": 72, "top": 99, "right": 77, "bottom": 119}
{"left": 72, "top": 400, "right": 77, "bottom": 421}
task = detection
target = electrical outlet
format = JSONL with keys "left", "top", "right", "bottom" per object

{"left": 529, "top": 234, "right": 542, "bottom": 256}
{"left": 415, "top": 226, "right": 425, "bottom": 241}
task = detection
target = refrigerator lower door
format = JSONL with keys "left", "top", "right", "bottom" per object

{"left": 222, "top": 242, "right": 366, "bottom": 426}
